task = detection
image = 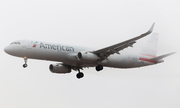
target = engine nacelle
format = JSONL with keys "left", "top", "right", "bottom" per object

{"left": 66, "top": 53, "right": 80, "bottom": 61}
{"left": 77, "top": 52, "right": 99, "bottom": 61}
{"left": 49, "top": 64, "right": 71, "bottom": 74}
{"left": 66, "top": 52, "right": 99, "bottom": 62}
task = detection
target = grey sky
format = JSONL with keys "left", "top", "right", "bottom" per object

{"left": 0, "top": 0, "right": 180, "bottom": 108}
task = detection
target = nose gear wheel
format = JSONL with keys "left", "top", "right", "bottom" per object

{"left": 23, "top": 64, "right": 28, "bottom": 68}
{"left": 23, "top": 57, "right": 28, "bottom": 68}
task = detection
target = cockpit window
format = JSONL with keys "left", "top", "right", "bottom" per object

{"left": 10, "top": 42, "right": 21, "bottom": 45}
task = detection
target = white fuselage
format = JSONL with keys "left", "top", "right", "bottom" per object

{"left": 4, "top": 23, "right": 174, "bottom": 79}
{"left": 4, "top": 40, "right": 158, "bottom": 69}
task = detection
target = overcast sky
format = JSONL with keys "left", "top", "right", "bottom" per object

{"left": 0, "top": 0, "right": 180, "bottom": 108}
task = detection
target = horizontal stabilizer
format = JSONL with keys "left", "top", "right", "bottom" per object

{"left": 151, "top": 52, "right": 176, "bottom": 61}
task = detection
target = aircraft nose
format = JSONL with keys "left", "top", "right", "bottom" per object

{"left": 4, "top": 46, "right": 13, "bottom": 54}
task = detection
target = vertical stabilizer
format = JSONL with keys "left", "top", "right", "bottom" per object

{"left": 140, "top": 33, "right": 158, "bottom": 57}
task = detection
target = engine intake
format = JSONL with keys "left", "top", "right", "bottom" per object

{"left": 77, "top": 52, "right": 82, "bottom": 60}
{"left": 49, "top": 64, "right": 71, "bottom": 74}
{"left": 66, "top": 52, "right": 99, "bottom": 62}
{"left": 78, "top": 52, "right": 99, "bottom": 61}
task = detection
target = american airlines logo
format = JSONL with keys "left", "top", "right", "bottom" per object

{"left": 33, "top": 41, "right": 38, "bottom": 47}
{"left": 39, "top": 43, "right": 74, "bottom": 52}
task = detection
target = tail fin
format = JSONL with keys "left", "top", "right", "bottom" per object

{"left": 140, "top": 33, "right": 159, "bottom": 57}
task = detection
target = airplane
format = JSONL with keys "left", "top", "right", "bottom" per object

{"left": 4, "top": 23, "right": 175, "bottom": 79}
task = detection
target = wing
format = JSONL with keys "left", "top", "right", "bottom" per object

{"left": 93, "top": 23, "right": 155, "bottom": 59}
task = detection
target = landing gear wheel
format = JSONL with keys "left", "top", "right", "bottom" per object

{"left": 23, "top": 64, "right": 28, "bottom": 68}
{"left": 96, "top": 66, "right": 100, "bottom": 71}
{"left": 96, "top": 65, "right": 103, "bottom": 71}
{"left": 76, "top": 72, "right": 84, "bottom": 79}
{"left": 23, "top": 57, "right": 28, "bottom": 68}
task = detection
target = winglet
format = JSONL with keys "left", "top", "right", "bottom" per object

{"left": 149, "top": 22, "right": 155, "bottom": 33}
{"left": 140, "top": 22, "right": 155, "bottom": 36}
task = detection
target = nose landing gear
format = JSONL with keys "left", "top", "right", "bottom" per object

{"left": 23, "top": 57, "right": 28, "bottom": 68}
{"left": 23, "top": 64, "right": 28, "bottom": 68}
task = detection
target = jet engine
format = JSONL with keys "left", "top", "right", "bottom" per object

{"left": 77, "top": 52, "right": 99, "bottom": 61}
{"left": 49, "top": 64, "right": 71, "bottom": 74}
{"left": 66, "top": 52, "right": 99, "bottom": 62}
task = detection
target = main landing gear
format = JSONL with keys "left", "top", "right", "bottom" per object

{"left": 76, "top": 69, "right": 84, "bottom": 79}
{"left": 96, "top": 65, "right": 103, "bottom": 71}
{"left": 23, "top": 57, "right": 28, "bottom": 68}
